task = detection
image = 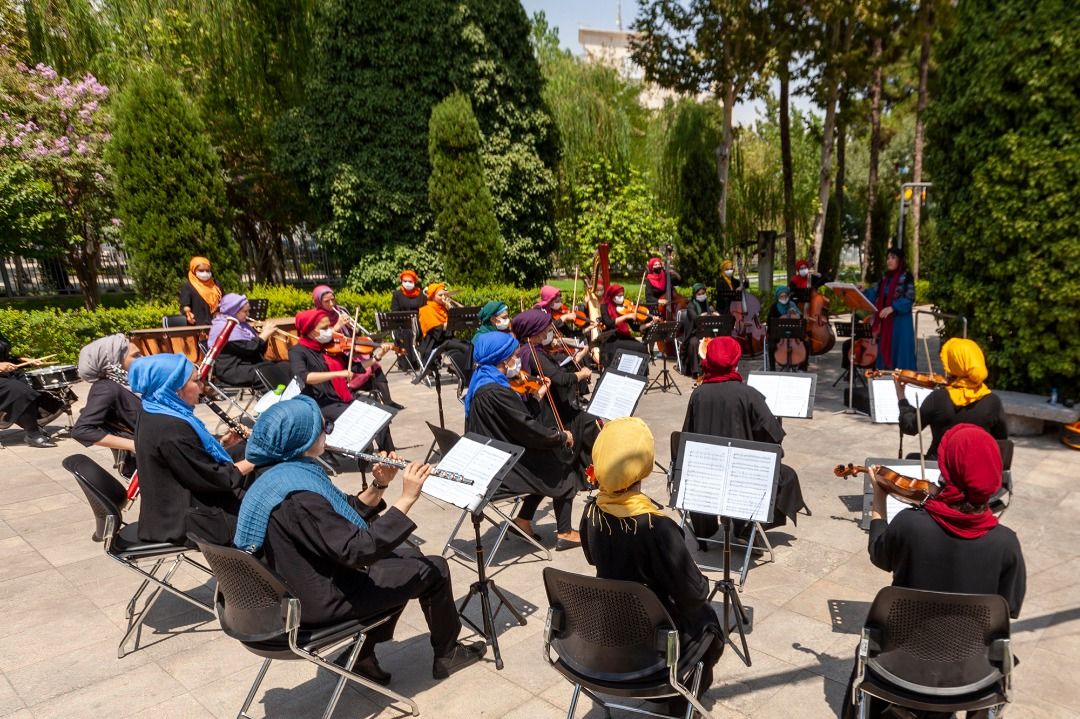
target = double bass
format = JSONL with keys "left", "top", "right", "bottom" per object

{"left": 801, "top": 252, "right": 836, "bottom": 355}
{"left": 730, "top": 252, "right": 765, "bottom": 356}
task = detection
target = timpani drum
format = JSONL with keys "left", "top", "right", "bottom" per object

{"left": 129, "top": 326, "right": 207, "bottom": 363}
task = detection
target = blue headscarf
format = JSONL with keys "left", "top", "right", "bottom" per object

{"left": 774, "top": 285, "right": 800, "bottom": 318}
{"left": 129, "top": 354, "right": 232, "bottom": 463}
{"left": 234, "top": 397, "right": 367, "bottom": 552}
{"left": 465, "top": 331, "right": 519, "bottom": 417}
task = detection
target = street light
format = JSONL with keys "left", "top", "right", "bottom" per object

{"left": 896, "top": 182, "right": 932, "bottom": 249}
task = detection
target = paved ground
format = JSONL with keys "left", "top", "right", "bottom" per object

{"left": 0, "top": 323, "right": 1076, "bottom": 718}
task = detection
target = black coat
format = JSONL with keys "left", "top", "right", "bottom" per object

{"left": 898, "top": 389, "right": 1008, "bottom": 459}
{"left": 289, "top": 344, "right": 350, "bottom": 419}
{"left": 72, "top": 379, "right": 141, "bottom": 446}
{"left": 390, "top": 290, "right": 426, "bottom": 313}
{"left": 215, "top": 338, "right": 291, "bottom": 388}
{"left": 179, "top": 280, "right": 221, "bottom": 325}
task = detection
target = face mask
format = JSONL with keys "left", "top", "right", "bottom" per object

{"left": 195, "top": 270, "right": 212, "bottom": 281}
{"left": 316, "top": 328, "right": 334, "bottom": 344}
{"left": 799, "top": 268, "right": 809, "bottom": 277}
{"left": 494, "top": 317, "right": 510, "bottom": 330}
{"left": 504, "top": 359, "right": 521, "bottom": 378}
{"left": 401, "top": 281, "right": 415, "bottom": 291}
{"left": 724, "top": 269, "right": 734, "bottom": 277}
{"left": 779, "top": 296, "right": 790, "bottom": 304}
{"left": 695, "top": 293, "right": 707, "bottom": 302}
{"left": 541, "top": 331, "right": 554, "bottom": 346}
{"left": 613, "top": 294, "right": 624, "bottom": 305}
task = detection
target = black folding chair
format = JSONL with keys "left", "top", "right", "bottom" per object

{"left": 852, "top": 586, "right": 1012, "bottom": 718}
{"left": 190, "top": 536, "right": 418, "bottom": 719}
{"left": 63, "top": 454, "right": 215, "bottom": 658}
{"left": 990, "top": 439, "right": 1014, "bottom": 517}
{"left": 542, "top": 567, "right": 714, "bottom": 719}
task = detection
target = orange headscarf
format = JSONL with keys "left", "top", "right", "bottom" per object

{"left": 187, "top": 256, "right": 222, "bottom": 314}
{"left": 418, "top": 283, "right": 449, "bottom": 336}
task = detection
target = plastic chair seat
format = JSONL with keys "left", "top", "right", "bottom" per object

{"left": 110, "top": 523, "right": 187, "bottom": 558}
{"left": 239, "top": 615, "right": 393, "bottom": 659}
{"left": 859, "top": 668, "right": 1007, "bottom": 714}
{"left": 549, "top": 636, "right": 712, "bottom": 700}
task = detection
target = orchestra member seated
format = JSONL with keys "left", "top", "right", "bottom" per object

{"left": 417, "top": 283, "right": 473, "bottom": 382}
{"left": 681, "top": 283, "right": 715, "bottom": 377}
{"left": 464, "top": 331, "right": 581, "bottom": 550}
{"left": 598, "top": 284, "right": 652, "bottom": 369}
{"left": 581, "top": 417, "right": 723, "bottom": 715}
{"left": 864, "top": 246, "right": 916, "bottom": 371}
{"left": 788, "top": 258, "right": 825, "bottom": 291}
{"left": 73, "top": 334, "right": 143, "bottom": 474}
{"left": 535, "top": 285, "right": 578, "bottom": 328}
{"left": 130, "top": 354, "right": 254, "bottom": 545}
{"left": 768, "top": 285, "right": 809, "bottom": 371}
{"left": 473, "top": 301, "right": 510, "bottom": 339}
{"left": 233, "top": 397, "right": 486, "bottom": 684}
{"left": 208, "top": 293, "right": 291, "bottom": 389}
{"left": 898, "top": 338, "right": 1008, "bottom": 460}
{"left": 347, "top": 340, "right": 403, "bottom": 410}
{"left": 513, "top": 309, "right": 591, "bottom": 423}
{"left": 682, "top": 337, "right": 808, "bottom": 538}
{"left": 715, "top": 259, "right": 742, "bottom": 298}
{"left": 0, "top": 332, "right": 65, "bottom": 447}
{"left": 644, "top": 256, "right": 681, "bottom": 308}
{"left": 842, "top": 424, "right": 1025, "bottom": 719}
{"left": 180, "top": 256, "right": 222, "bottom": 326}
{"left": 390, "top": 270, "right": 425, "bottom": 369}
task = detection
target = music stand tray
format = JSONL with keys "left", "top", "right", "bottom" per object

{"left": 611, "top": 349, "right": 649, "bottom": 377}
{"left": 695, "top": 314, "right": 735, "bottom": 337}
{"left": 447, "top": 306, "right": 481, "bottom": 335}
{"left": 714, "top": 288, "right": 742, "bottom": 309}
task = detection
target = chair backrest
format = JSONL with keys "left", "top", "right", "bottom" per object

{"left": 996, "top": 439, "right": 1014, "bottom": 471}
{"left": 864, "top": 585, "right": 1011, "bottom": 697}
{"left": 190, "top": 536, "right": 293, "bottom": 643}
{"left": 162, "top": 314, "right": 189, "bottom": 328}
{"left": 63, "top": 454, "right": 127, "bottom": 542}
{"left": 543, "top": 567, "right": 675, "bottom": 682}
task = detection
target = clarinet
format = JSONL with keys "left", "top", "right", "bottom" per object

{"left": 201, "top": 396, "right": 250, "bottom": 439}
{"left": 335, "top": 450, "right": 474, "bottom": 485}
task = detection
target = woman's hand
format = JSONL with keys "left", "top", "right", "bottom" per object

{"left": 879, "top": 306, "right": 894, "bottom": 319}
{"left": 371, "top": 451, "right": 401, "bottom": 486}
{"left": 0, "top": 361, "right": 16, "bottom": 373}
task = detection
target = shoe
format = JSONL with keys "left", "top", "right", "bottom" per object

{"left": 512, "top": 519, "right": 541, "bottom": 542}
{"left": 387, "top": 401, "right": 406, "bottom": 411}
{"left": 432, "top": 641, "right": 487, "bottom": 679}
{"left": 555, "top": 537, "right": 582, "bottom": 552}
{"left": 24, "top": 431, "right": 55, "bottom": 448}
{"left": 353, "top": 653, "right": 392, "bottom": 686}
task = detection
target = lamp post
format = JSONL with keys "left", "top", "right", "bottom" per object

{"left": 896, "top": 182, "right": 932, "bottom": 250}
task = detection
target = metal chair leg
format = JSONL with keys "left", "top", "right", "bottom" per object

{"left": 566, "top": 684, "right": 581, "bottom": 719}
{"left": 119, "top": 554, "right": 185, "bottom": 658}
{"left": 125, "top": 557, "right": 164, "bottom": 619}
{"left": 237, "top": 657, "right": 273, "bottom": 719}
{"left": 320, "top": 637, "right": 366, "bottom": 719}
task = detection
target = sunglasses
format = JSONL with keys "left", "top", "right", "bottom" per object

{"left": 323, "top": 420, "right": 334, "bottom": 436}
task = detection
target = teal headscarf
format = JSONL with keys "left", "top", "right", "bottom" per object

{"left": 774, "top": 285, "right": 800, "bottom": 317}
{"left": 474, "top": 301, "right": 509, "bottom": 338}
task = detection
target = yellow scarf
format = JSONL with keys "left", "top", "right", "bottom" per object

{"left": 187, "top": 256, "right": 222, "bottom": 314}
{"left": 941, "top": 338, "right": 992, "bottom": 407}
{"left": 593, "top": 417, "right": 665, "bottom": 519}
{"left": 719, "top": 260, "right": 735, "bottom": 289}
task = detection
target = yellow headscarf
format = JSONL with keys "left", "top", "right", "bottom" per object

{"left": 941, "top": 338, "right": 992, "bottom": 407}
{"left": 187, "top": 256, "right": 222, "bottom": 314}
{"left": 719, "top": 259, "right": 735, "bottom": 289}
{"left": 592, "top": 417, "right": 665, "bottom": 519}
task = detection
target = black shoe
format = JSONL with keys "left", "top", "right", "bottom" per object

{"left": 555, "top": 537, "right": 582, "bottom": 552}
{"left": 387, "top": 401, "right": 406, "bottom": 411}
{"left": 432, "top": 641, "right": 487, "bottom": 679}
{"left": 353, "top": 653, "right": 392, "bottom": 686}
{"left": 24, "top": 431, "right": 55, "bottom": 448}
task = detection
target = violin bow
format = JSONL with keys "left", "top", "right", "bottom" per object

{"left": 571, "top": 267, "right": 579, "bottom": 309}
{"left": 549, "top": 320, "right": 584, "bottom": 372}
{"left": 633, "top": 265, "right": 647, "bottom": 310}
{"left": 346, "top": 306, "right": 361, "bottom": 376}
{"left": 527, "top": 341, "right": 567, "bottom": 438}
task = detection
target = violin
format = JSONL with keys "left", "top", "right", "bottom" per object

{"left": 508, "top": 372, "right": 546, "bottom": 395}
{"left": 617, "top": 299, "right": 653, "bottom": 323}
{"left": 325, "top": 332, "right": 402, "bottom": 358}
{"left": 553, "top": 303, "right": 597, "bottom": 330}
{"left": 833, "top": 463, "right": 941, "bottom": 505}
{"left": 865, "top": 369, "right": 947, "bottom": 389}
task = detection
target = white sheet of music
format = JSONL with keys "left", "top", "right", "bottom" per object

{"left": 423, "top": 437, "right": 511, "bottom": 512}
{"left": 746, "top": 373, "right": 815, "bottom": 418}
{"left": 587, "top": 372, "right": 646, "bottom": 420}
{"left": 870, "top": 378, "right": 934, "bottom": 424}
{"left": 281, "top": 379, "right": 302, "bottom": 401}
{"left": 675, "top": 440, "right": 777, "bottom": 522}
{"left": 616, "top": 353, "right": 644, "bottom": 375}
{"left": 880, "top": 464, "right": 941, "bottom": 523}
{"left": 324, "top": 401, "right": 392, "bottom": 454}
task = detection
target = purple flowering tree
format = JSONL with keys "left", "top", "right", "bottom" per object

{"left": 0, "top": 48, "right": 113, "bottom": 308}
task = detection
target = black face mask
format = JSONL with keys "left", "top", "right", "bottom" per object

{"left": 651, "top": 268, "right": 662, "bottom": 273}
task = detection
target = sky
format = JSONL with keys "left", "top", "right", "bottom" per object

{"left": 518, "top": 0, "right": 818, "bottom": 127}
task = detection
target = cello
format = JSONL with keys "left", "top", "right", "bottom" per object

{"left": 771, "top": 303, "right": 808, "bottom": 370}
{"left": 801, "top": 252, "right": 836, "bottom": 356}
{"left": 730, "top": 252, "right": 765, "bottom": 356}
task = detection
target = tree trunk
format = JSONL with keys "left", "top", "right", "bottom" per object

{"left": 779, "top": 63, "right": 796, "bottom": 276}
{"left": 910, "top": 0, "right": 932, "bottom": 281}
{"left": 68, "top": 240, "right": 100, "bottom": 310}
{"left": 715, "top": 82, "right": 736, "bottom": 247}
{"left": 810, "top": 20, "right": 844, "bottom": 262}
{"left": 831, "top": 85, "right": 849, "bottom": 279}
{"left": 861, "top": 36, "right": 885, "bottom": 283}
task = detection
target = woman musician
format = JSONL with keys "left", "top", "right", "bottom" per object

{"left": 72, "top": 333, "right": 144, "bottom": 474}
{"left": 597, "top": 284, "right": 654, "bottom": 369}
{"left": 180, "top": 256, "right": 222, "bottom": 326}
{"left": 767, "top": 285, "right": 809, "bottom": 371}
{"left": 208, "top": 294, "right": 291, "bottom": 389}
{"left": 417, "top": 283, "right": 473, "bottom": 382}
{"left": 680, "top": 283, "right": 715, "bottom": 377}
{"left": 390, "top": 270, "right": 426, "bottom": 370}
{"left": 0, "top": 332, "right": 66, "bottom": 448}
{"left": 512, "top": 310, "right": 592, "bottom": 424}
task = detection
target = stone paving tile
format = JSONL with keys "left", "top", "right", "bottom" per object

{"left": 0, "top": 538, "right": 52, "bottom": 585}
{"left": 155, "top": 634, "right": 264, "bottom": 691}
{"left": 122, "top": 692, "right": 216, "bottom": 719}
{"left": 27, "top": 661, "right": 186, "bottom": 719}
{"left": 752, "top": 668, "right": 847, "bottom": 718}
{"left": 4, "top": 636, "right": 151, "bottom": 707}
{"left": 0, "top": 674, "right": 24, "bottom": 717}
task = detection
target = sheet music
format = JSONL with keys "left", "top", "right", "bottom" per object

{"left": 746, "top": 373, "right": 815, "bottom": 418}
{"left": 674, "top": 440, "right": 777, "bottom": 522}
{"left": 880, "top": 463, "right": 940, "bottom": 523}
{"left": 587, "top": 371, "right": 647, "bottom": 420}
{"left": 281, "top": 379, "right": 302, "bottom": 401}
{"left": 325, "top": 401, "right": 393, "bottom": 454}
{"left": 870, "top": 378, "right": 934, "bottom": 423}
{"left": 616, "top": 353, "right": 644, "bottom": 375}
{"left": 422, "top": 437, "right": 511, "bottom": 512}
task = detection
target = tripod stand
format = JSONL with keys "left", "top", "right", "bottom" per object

{"left": 705, "top": 516, "right": 753, "bottom": 666}
{"left": 457, "top": 511, "right": 527, "bottom": 670}
{"left": 644, "top": 321, "right": 681, "bottom": 395}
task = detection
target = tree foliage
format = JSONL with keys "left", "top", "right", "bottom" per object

{"left": 926, "top": 0, "right": 1080, "bottom": 395}
{"left": 428, "top": 92, "right": 503, "bottom": 287}
{"left": 108, "top": 65, "right": 239, "bottom": 301}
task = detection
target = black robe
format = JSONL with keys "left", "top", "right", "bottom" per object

{"left": 0, "top": 333, "right": 62, "bottom": 428}
{"left": 681, "top": 381, "right": 808, "bottom": 533}
{"left": 464, "top": 383, "right": 576, "bottom": 501}
{"left": 389, "top": 291, "right": 425, "bottom": 368}
{"left": 72, "top": 379, "right": 140, "bottom": 446}
{"left": 134, "top": 411, "right": 246, "bottom": 545}
{"left": 898, "top": 389, "right": 1008, "bottom": 459}
{"left": 179, "top": 280, "right": 221, "bottom": 325}
{"left": 214, "top": 338, "right": 291, "bottom": 389}
{"left": 598, "top": 304, "right": 647, "bottom": 369}
{"left": 680, "top": 299, "right": 714, "bottom": 377}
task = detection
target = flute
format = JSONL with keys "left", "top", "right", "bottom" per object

{"left": 336, "top": 450, "right": 475, "bottom": 485}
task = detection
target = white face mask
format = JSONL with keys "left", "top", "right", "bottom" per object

{"left": 695, "top": 293, "right": 707, "bottom": 302}
{"left": 724, "top": 269, "right": 734, "bottom": 277}
{"left": 401, "top": 281, "right": 415, "bottom": 291}
{"left": 504, "top": 359, "right": 521, "bottom": 378}
{"left": 316, "top": 328, "right": 334, "bottom": 344}
{"left": 541, "top": 331, "right": 554, "bottom": 346}
{"left": 195, "top": 270, "right": 212, "bottom": 281}
{"left": 799, "top": 268, "right": 809, "bottom": 277}
{"left": 494, "top": 317, "right": 510, "bottom": 331}
{"left": 613, "top": 294, "right": 625, "bottom": 305}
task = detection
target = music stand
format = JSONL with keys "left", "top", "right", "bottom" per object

{"left": 833, "top": 321, "right": 874, "bottom": 390}
{"left": 246, "top": 298, "right": 269, "bottom": 322}
{"left": 643, "top": 321, "right": 681, "bottom": 395}
{"left": 790, "top": 287, "right": 810, "bottom": 306}
{"left": 766, "top": 317, "right": 806, "bottom": 373}
{"left": 421, "top": 433, "right": 526, "bottom": 671}
{"left": 826, "top": 283, "right": 877, "bottom": 414}
{"left": 412, "top": 345, "right": 452, "bottom": 461}
{"left": 447, "top": 306, "right": 481, "bottom": 336}
{"left": 669, "top": 433, "right": 781, "bottom": 667}
{"left": 376, "top": 310, "right": 421, "bottom": 375}
{"left": 695, "top": 314, "right": 735, "bottom": 338}
{"left": 611, "top": 349, "right": 649, "bottom": 377}
{"left": 714, "top": 288, "right": 742, "bottom": 312}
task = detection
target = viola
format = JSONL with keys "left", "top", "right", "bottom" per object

{"left": 833, "top": 463, "right": 941, "bottom": 505}
{"left": 851, "top": 316, "right": 879, "bottom": 368}
{"left": 865, "top": 369, "right": 948, "bottom": 389}
{"left": 617, "top": 299, "right": 652, "bottom": 323}
{"left": 552, "top": 303, "right": 598, "bottom": 330}
{"left": 508, "top": 372, "right": 546, "bottom": 395}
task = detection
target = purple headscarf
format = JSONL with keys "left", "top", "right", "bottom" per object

{"left": 208, "top": 293, "right": 258, "bottom": 346}
{"left": 512, "top": 308, "right": 552, "bottom": 362}
{"left": 312, "top": 285, "right": 339, "bottom": 324}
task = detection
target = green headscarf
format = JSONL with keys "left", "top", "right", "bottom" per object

{"left": 474, "top": 301, "right": 509, "bottom": 338}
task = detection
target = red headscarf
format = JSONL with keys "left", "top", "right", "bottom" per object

{"left": 399, "top": 270, "right": 420, "bottom": 298}
{"left": 923, "top": 424, "right": 1002, "bottom": 539}
{"left": 701, "top": 336, "right": 743, "bottom": 384}
{"left": 294, "top": 309, "right": 352, "bottom": 402}
{"left": 790, "top": 259, "right": 811, "bottom": 289}
{"left": 602, "top": 284, "right": 630, "bottom": 336}
{"left": 646, "top": 257, "right": 666, "bottom": 291}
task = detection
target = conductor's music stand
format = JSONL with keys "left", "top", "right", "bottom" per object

{"left": 825, "top": 283, "right": 878, "bottom": 416}
{"left": 447, "top": 306, "right": 481, "bottom": 336}
{"left": 834, "top": 321, "right": 874, "bottom": 390}
{"left": 766, "top": 317, "right": 806, "bottom": 373}
{"left": 643, "top": 321, "right": 681, "bottom": 395}
{"left": 376, "top": 310, "right": 421, "bottom": 376}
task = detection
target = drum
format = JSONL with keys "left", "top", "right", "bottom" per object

{"left": 26, "top": 364, "right": 80, "bottom": 390}
{"left": 264, "top": 321, "right": 298, "bottom": 362}
{"left": 129, "top": 326, "right": 206, "bottom": 363}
